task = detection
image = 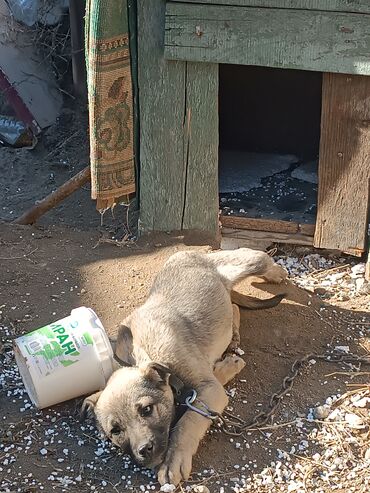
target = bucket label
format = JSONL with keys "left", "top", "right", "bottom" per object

{"left": 19, "top": 318, "right": 94, "bottom": 378}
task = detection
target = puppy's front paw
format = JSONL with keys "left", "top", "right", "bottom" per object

{"left": 229, "top": 354, "right": 246, "bottom": 372}
{"left": 158, "top": 448, "right": 192, "bottom": 486}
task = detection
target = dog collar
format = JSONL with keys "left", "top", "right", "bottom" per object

{"left": 169, "top": 373, "right": 192, "bottom": 403}
{"left": 113, "top": 354, "right": 131, "bottom": 367}
{"left": 169, "top": 375, "right": 219, "bottom": 421}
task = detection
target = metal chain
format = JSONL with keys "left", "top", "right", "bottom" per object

{"left": 216, "top": 351, "right": 370, "bottom": 436}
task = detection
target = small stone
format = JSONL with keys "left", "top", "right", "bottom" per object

{"left": 327, "top": 408, "right": 341, "bottom": 421}
{"left": 355, "top": 278, "right": 365, "bottom": 291}
{"left": 160, "top": 484, "right": 176, "bottom": 493}
{"left": 80, "top": 288, "right": 87, "bottom": 294}
{"left": 334, "top": 345, "right": 349, "bottom": 353}
{"left": 314, "top": 287, "right": 327, "bottom": 296}
{"left": 314, "top": 405, "right": 330, "bottom": 419}
{"left": 39, "top": 448, "right": 48, "bottom": 456}
{"left": 299, "top": 440, "right": 309, "bottom": 451}
{"left": 345, "top": 413, "right": 364, "bottom": 429}
{"left": 351, "top": 263, "right": 365, "bottom": 276}
{"left": 228, "top": 388, "right": 236, "bottom": 398}
{"left": 352, "top": 397, "right": 369, "bottom": 408}
{"left": 364, "top": 448, "right": 370, "bottom": 460}
{"left": 193, "top": 486, "right": 210, "bottom": 493}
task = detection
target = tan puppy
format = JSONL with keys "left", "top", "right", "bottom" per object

{"left": 82, "top": 248, "right": 287, "bottom": 485}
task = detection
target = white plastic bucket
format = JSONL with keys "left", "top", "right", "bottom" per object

{"left": 13, "top": 307, "right": 114, "bottom": 409}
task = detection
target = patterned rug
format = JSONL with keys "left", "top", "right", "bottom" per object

{"left": 85, "top": 0, "right": 135, "bottom": 210}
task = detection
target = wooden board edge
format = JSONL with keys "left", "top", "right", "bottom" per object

{"left": 221, "top": 227, "right": 314, "bottom": 246}
{"left": 220, "top": 215, "right": 316, "bottom": 236}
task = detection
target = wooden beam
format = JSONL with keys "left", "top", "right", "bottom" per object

{"left": 221, "top": 227, "right": 314, "bottom": 246}
{"left": 300, "top": 223, "right": 316, "bottom": 236}
{"left": 169, "top": 1, "right": 370, "bottom": 14}
{"left": 220, "top": 216, "right": 316, "bottom": 235}
{"left": 14, "top": 167, "right": 90, "bottom": 225}
{"left": 314, "top": 73, "right": 370, "bottom": 253}
{"left": 165, "top": 3, "right": 370, "bottom": 75}
{"left": 221, "top": 216, "right": 299, "bottom": 233}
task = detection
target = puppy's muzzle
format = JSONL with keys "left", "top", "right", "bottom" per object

{"left": 134, "top": 439, "right": 166, "bottom": 468}
{"left": 137, "top": 440, "right": 154, "bottom": 460}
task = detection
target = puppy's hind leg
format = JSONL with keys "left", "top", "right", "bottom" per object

{"left": 227, "top": 304, "right": 241, "bottom": 352}
{"left": 262, "top": 262, "right": 288, "bottom": 284}
{"left": 213, "top": 354, "right": 246, "bottom": 386}
{"left": 208, "top": 248, "right": 287, "bottom": 288}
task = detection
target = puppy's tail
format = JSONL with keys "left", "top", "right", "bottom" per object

{"left": 207, "top": 248, "right": 287, "bottom": 289}
{"left": 231, "top": 289, "right": 285, "bottom": 310}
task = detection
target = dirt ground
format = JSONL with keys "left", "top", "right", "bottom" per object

{"left": 0, "top": 109, "right": 369, "bottom": 493}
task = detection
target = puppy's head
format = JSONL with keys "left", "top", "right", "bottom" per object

{"left": 82, "top": 362, "right": 175, "bottom": 468}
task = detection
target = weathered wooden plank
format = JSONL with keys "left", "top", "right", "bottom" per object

{"left": 138, "top": 0, "right": 187, "bottom": 232}
{"left": 221, "top": 236, "right": 270, "bottom": 251}
{"left": 182, "top": 62, "right": 219, "bottom": 231}
{"left": 299, "top": 223, "right": 316, "bottom": 236}
{"left": 222, "top": 227, "right": 314, "bottom": 246}
{"left": 165, "top": 4, "right": 370, "bottom": 75}
{"left": 220, "top": 216, "right": 299, "bottom": 233}
{"left": 169, "top": 0, "right": 370, "bottom": 15}
{"left": 220, "top": 216, "right": 317, "bottom": 235}
{"left": 314, "top": 73, "right": 370, "bottom": 252}
{"left": 138, "top": 1, "right": 220, "bottom": 233}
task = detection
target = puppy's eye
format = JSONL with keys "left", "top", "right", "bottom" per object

{"left": 110, "top": 425, "right": 121, "bottom": 435}
{"left": 140, "top": 405, "right": 153, "bottom": 417}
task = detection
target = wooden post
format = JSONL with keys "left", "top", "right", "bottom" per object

{"left": 14, "top": 167, "right": 91, "bottom": 225}
{"left": 138, "top": 0, "right": 219, "bottom": 234}
{"left": 69, "top": 0, "right": 87, "bottom": 99}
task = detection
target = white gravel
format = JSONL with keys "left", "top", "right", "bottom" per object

{"left": 276, "top": 254, "right": 369, "bottom": 302}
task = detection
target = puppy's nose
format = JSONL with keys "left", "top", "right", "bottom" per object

{"left": 137, "top": 441, "right": 154, "bottom": 459}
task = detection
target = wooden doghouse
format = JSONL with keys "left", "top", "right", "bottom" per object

{"left": 137, "top": 0, "right": 370, "bottom": 258}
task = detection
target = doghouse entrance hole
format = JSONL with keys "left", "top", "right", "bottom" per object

{"left": 219, "top": 65, "right": 322, "bottom": 224}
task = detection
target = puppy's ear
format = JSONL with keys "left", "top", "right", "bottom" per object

{"left": 142, "top": 362, "right": 171, "bottom": 386}
{"left": 80, "top": 391, "right": 102, "bottom": 420}
{"left": 113, "top": 323, "right": 135, "bottom": 366}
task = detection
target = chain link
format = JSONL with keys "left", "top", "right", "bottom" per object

{"left": 216, "top": 351, "right": 370, "bottom": 436}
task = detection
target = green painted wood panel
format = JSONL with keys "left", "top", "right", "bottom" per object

{"left": 169, "top": 0, "right": 370, "bottom": 15}
{"left": 165, "top": 3, "right": 370, "bottom": 75}
{"left": 138, "top": 0, "right": 187, "bottom": 232}
{"left": 182, "top": 62, "right": 219, "bottom": 231}
{"left": 138, "top": 0, "right": 219, "bottom": 233}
